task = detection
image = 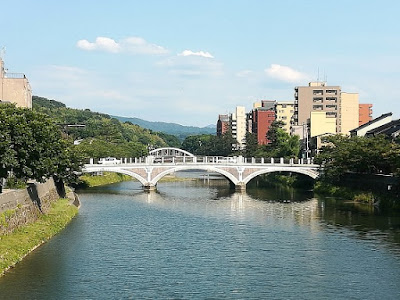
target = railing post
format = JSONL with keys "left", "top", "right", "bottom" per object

{"left": 280, "top": 157, "right": 284, "bottom": 164}
{"left": 90, "top": 158, "right": 94, "bottom": 164}
{"left": 261, "top": 157, "right": 264, "bottom": 164}
{"left": 251, "top": 157, "right": 255, "bottom": 164}
{"left": 271, "top": 157, "right": 274, "bottom": 164}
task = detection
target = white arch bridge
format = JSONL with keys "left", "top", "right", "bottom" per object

{"left": 82, "top": 148, "right": 320, "bottom": 191}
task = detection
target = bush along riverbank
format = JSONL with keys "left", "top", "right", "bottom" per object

{"left": 314, "top": 173, "right": 400, "bottom": 211}
{"left": 252, "top": 173, "right": 399, "bottom": 211}
{"left": 251, "top": 173, "right": 315, "bottom": 190}
{"left": 0, "top": 198, "right": 79, "bottom": 276}
{"left": 313, "top": 181, "right": 375, "bottom": 203}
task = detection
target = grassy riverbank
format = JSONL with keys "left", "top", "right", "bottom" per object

{"left": 314, "top": 181, "right": 376, "bottom": 204}
{"left": 79, "top": 172, "right": 133, "bottom": 187}
{"left": 79, "top": 172, "right": 195, "bottom": 188}
{"left": 0, "top": 198, "right": 78, "bottom": 276}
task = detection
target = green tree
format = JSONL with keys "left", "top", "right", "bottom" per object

{"left": 0, "top": 104, "right": 82, "bottom": 190}
{"left": 244, "top": 132, "right": 258, "bottom": 157}
{"left": 315, "top": 135, "right": 400, "bottom": 183}
{"left": 263, "top": 121, "right": 300, "bottom": 158}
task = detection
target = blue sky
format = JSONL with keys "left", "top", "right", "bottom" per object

{"left": 1, "top": 0, "right": 399, "bottom": 126}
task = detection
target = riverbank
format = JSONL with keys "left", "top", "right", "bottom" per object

{"left": 78, "top": 172, "right": 133, "bottom": 187}
{"left": 0, "top": 198, "right": 79, "bottom": 276}
{"left": 78, "top": 172, "right": 196, "bottom": 188}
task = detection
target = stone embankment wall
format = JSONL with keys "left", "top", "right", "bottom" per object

{"left": 0, "top": 178, "right": 68, "bottom": 235}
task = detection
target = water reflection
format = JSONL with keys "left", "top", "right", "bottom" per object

{"left": 78, "top": 172, "right": 400, "bottom": 256}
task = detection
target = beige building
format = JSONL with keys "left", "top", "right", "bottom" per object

{"left": 276, "top": 101, "right": 294, "bottom": 134}
{"left": 231, "top": 106, "right": 247, "bottom": 150}
{"left": 294, "top": 81, "right": 340, "bottom": 132}
{"left": 310, "top": 111, "right": 336, "bottom": 137}
{"left": 340, "top": 92, "right": 359, "bottom": 135}
{"left": 0, "top": 58, "right": 32, "bottom": 108}
{"left": 294, "top": 81, "right": 360, "bottom": 135}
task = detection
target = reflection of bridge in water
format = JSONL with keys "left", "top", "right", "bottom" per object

{"left": 83, "top": 147, "right": 320, "bottom": 191}
{"left": 139, "top": 190, "right": 321, "bottom": 231}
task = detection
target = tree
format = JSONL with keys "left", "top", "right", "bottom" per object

{"left": 244, "top": 132, "right": 258, "bottom": 157}
{"left": 0, "top": 104, "right": 83, "bottom": 189}
{"left": 264, "top": 121, "right": 300, "bottom": 158}
{"left": 182, "top": 133, "right": 234, "bottom": 156}
{"left": 314, "top": 135, "right": 400, "bottom": 183}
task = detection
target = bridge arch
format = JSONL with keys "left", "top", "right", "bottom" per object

{"left": 149, "top": 147, "right": 195, "bottom": 157}
{"left": 82, "top": 167, "right": 148, "bottom": 186}
{"left": 150, "top": 165, "right": 239, "bottom": 186}
{"left": 242, "top": 167, "right": 319, "bottom": 185}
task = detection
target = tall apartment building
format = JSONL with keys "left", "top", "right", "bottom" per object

{"left": 294, "top": 81, "right": 340, "bottom": 132}
{"left": 294, "top": 82, "right": 359, "bottom": 136}
{"left": 0, "top": 58, "right": 32, "bottom": 108}
{"left": 231, "top": 106, "right": 247, "bottom": 150}
{"left": 359, "top": 104, "right": 373, "bottom": 126}
{"left": 276, "top": 101, "right": 294, "bottom": 134}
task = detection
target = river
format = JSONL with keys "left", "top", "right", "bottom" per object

{"left": 0, "top": 172, "right": 399, "bottom": 299}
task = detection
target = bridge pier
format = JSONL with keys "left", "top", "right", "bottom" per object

{"left": 143, "top": 184, "right": 157, "bottom": 192}
{"left": 235, "top": 183, "right": 246, "bottom": 192}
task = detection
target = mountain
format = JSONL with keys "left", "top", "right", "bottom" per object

{"left": 112, "top": 116, "right": 215, "bottom": 140}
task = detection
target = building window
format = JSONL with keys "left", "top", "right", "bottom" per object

{"left": 313, "top": 97, "right": 323, "bottom": 103}
{"left": 326, "top": 90, "right": 338, "bottom": 95}
{"left": 326, "top": 105, "right": 337, "bottom": 110}
{"left": 281, "top": 104, "right": 286, "bottom": 108}
{"left": 326, "top": 112, "right": 337, "bottom": 118}
{"left": 282, "top": 116, "right": 287, "bottom": 120}
{"left": 313, "top": 90, "right": 323, "bottom": 95}
{"left": 313, "top": 105, "right": 323, "bottom": 110}
{"left": 326, "top": 97, "right": 337, "bottom": 102}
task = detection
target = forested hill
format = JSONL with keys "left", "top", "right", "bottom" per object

{"left": 113, "top": 116, "right": 215, "bottom": 140}
{"left": 32, "top": 96, "right": 181, "bottom": 158}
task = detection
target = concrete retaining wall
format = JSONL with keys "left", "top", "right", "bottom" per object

{"left": 0, "top": 178, "right": 61, "bottom": 235}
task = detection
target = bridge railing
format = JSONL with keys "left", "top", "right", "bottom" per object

{"left": 86, "top": 156, "right": 316, "bottom": 166}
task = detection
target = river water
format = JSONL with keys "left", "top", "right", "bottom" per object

{"left": 0, "top": 172, "right": 400, "bottom": 299}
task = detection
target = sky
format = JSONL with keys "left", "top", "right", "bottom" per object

{"left": 1, "top": 0, "right": 399, "bottom": 127}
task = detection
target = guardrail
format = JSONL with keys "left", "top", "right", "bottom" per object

{"left": 87, "top": 156, "right": 316, "bottom": 166}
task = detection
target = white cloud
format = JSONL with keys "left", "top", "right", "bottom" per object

{"left": 157, "top": 52, "right": 223, "bottom": 77}
{"left": 178, "top": 50, "right": 214, "bottom": 58}
{"left": 236, "top": 70, "right": 253, "bottom": 77}
{"left": 265, "top": 64, "right": 310, "bottom": 83}
{"left": 76, "top": 36, "right": 168, "bottom": 55}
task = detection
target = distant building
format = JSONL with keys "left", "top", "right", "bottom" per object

{"left": 0, "top": 58, "right": 32, "bottom": 108}
{"left": 310, "top": 111, "right": 336, "bottom": 137}
{"left": 294, "top": 81, "right": 341, "bottom": 132}
{"left": 294, "top": 81, "right": 360, "bottom": 135}
{"left": 216, "top": 114, "right": 230, "bottom": 136}
{"left": 359, "top": 104, "right": 373, "bottom": 126}
{"left": 350, "top": 113, "right": 392, "bottom": 137}
{"left": 231, "top": 106, "right": 247, "bottom": 150}
{"left": 276, "top": 101, "right": 294, "bottom": 134}
{"left": 340, "top": 92, "right": 359, "bottom": 135}
{"left": 250, "top": 100, "right": 276, "bottom": 145}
